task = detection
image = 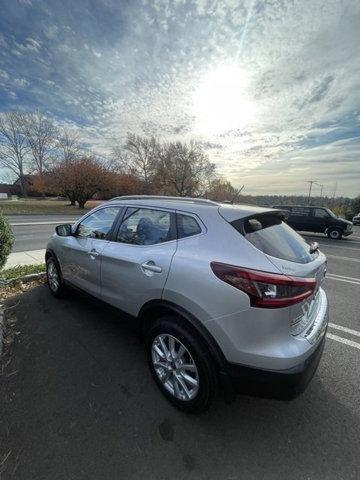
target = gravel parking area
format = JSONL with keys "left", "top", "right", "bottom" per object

{"left": 1, "top": 228, "right": 359, "bottom": 480}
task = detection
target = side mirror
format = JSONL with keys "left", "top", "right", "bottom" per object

{"left": 55, "top": 224, "right": 73, "bottom": 237}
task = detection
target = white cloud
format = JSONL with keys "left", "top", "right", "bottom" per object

{"left": 92, "top": 49, "right": 102, "bottom": 58}
{"left": 1, "top": 0, "right": 359, "bottom": 196}
{"left": 25, "top": 38, "right": 41, "bottom": 51}
{"left": 0, "top": 69, "right": 9, "bottom": 81}
{"left": 13, "top": 78, "right": 29, "bottom": 88}
{"left": 44, "top": 25, "right": 59, "bottom": 39}
{"left": 0, "top": 33, "right": 7, "bottom": 48}
{"left": 98, "top": 1, "right": 360, "bottom": 196}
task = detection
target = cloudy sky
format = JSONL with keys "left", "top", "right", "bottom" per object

{"left": 0, "top": 0, "right": 359, "bottom": 196}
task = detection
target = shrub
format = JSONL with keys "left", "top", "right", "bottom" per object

{"left": 0, "top": 213, "right": 14, "bottom": 270}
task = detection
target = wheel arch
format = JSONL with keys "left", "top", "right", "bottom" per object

{"left": 45, "top": 248, "right": 57, "bottom": 262}
{"left": 45, "top": 249, "right": 63, "bottom": 278}
{"left": 139, "top": 299, "right": 227, "bottom": 372}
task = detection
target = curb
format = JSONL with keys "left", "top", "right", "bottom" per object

{"left": 3, "top": 272, "right": 46, "bottom": 287}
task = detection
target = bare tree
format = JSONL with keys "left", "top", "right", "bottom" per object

{"left": 115, "top": 133, "right": 160, "bottom": 192}
{"left": 0, "top": 111, "right": 30, "bottom": 196}
{"left": 205, "top": 178, "right": 244, "bottom": 203}
{"left": 157, "top": 141, "right": 216, "bottom": 196}
{"left": 111, "top": 146, "right": 130, "bottom": 173}
{"left": 23, "top": 110, "right": 57, "bottom": 175}
{"left": 57, "top": 127, "right": 81, "bottom": 163}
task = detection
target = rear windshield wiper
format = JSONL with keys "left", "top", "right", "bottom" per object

{"left": 309, "top": 242, "right": 319, "bottom": 254}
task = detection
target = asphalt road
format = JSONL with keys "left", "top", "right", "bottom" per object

{"left": 7, "top": 214, "right": 80, "bottom": 252}
{"left": 1, "top": 227, "right": 359, "bottom": 479}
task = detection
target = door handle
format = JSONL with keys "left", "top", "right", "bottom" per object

{"left": 141, "top": 261, "right": 162, "bottom": 273}
{"left": 88, "top": 249, "right": 100, "bottom": 258}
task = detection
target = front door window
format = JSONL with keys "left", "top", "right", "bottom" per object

{"left": 77, "top": 207, "right": 121, "bottom": 239}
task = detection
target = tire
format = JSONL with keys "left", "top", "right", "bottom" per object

{"left": 46, "top": 256, "right": 65, "bottom": 297}
{"left": 327, "top": 228, "right": 342, "bottom": 240}
{"left": 146, "top": 315, "right": 218, "bottom": 413}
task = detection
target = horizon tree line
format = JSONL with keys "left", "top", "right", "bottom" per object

{"left": 0, "top": 110, "right": 242, "bottom": 207}
{"left": 0, "top": 110, "right": 358, "bottom": 215}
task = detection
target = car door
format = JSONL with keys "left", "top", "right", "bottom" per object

{"left": 59, "top": 206, "right": 122, "bottom": 297}
{"left": 312, "top": 208, "right": 331, "bottom": 233}
{"left": 100, "top": 206, "right": 177, "bottom": 316}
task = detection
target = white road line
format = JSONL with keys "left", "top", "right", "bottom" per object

{"left": 327, "top": 273, "right": 360, "bottom": 281}
{"left": 326, "top": 254, "right": 360, "bottom": 263}
{"left": 304, "top": 238, "right": 360, "bottom": 246}
{"left": 317, "top": 244, "right": 360, "bottom": 252}
{"left": 327, "top": 333, "right": 360, "bottom": 351}
{"left": 326, "top": 276, "right": 360, "bottom": 285}
{"left": 302, "top": 235, "right": 360, "bottom": 245}
{"left": 329, "top": 323, "right": 360, "bottom": 338}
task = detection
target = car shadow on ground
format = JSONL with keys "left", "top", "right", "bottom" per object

{"left": 1, "top": 285, "right": 359, "bottom": 480}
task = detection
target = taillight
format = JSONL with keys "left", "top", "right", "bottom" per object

{"left": 210, "top": 262, "right": 316, "bottom": 308}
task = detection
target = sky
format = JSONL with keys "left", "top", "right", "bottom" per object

{"left": 0, "top": 0, "right": 359, "bottom": 197}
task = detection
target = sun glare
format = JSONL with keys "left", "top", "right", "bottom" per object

{"left": 193, "top": 64, "right": 256, "bottom": 136}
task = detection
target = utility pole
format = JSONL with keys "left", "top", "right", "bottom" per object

{"left": 332, "top": 181, "right": 337, "bottom": 199}
{"left": 306, "top": 180, "right": 317, "bottom": 205}
{"left": 331, "top": 181, "right": 337, "bottom": 207}
{"left": 319, "top": 184, "right": 324, "bottom": 199}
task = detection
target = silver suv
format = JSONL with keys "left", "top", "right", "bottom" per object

{"left": 46, "top": 196, "right": 329, "bottom": 412}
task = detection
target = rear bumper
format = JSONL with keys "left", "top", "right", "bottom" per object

{"left": 223, "top": 334, "right": 326, "bottom": 400}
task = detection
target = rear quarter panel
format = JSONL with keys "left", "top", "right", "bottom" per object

{"left": 163, "top": 212, "right": 284, "bottom": 323}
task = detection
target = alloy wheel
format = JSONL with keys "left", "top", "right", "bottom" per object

{"left": 47, "top": 260, "right": 60, "bottom": 292}
{"left": 151, "top": 334, "right": 199, "bottom": 401}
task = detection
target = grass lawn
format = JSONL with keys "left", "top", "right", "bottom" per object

{"left": 0, "top": 263, "right": 46, "bottom": 281}
{"left": 0, "top": 198, "right": 103, "bottom": 215}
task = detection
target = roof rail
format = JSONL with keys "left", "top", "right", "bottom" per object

{"left": 108, "top": 195, "right": 219, "bottom": 206}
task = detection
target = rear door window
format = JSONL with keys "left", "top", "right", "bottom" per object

{"left": 117, "top": 208, "right": 174, "bottom": 245}
{"left": 233, "top": 214, "right": 315, "bottom": 264}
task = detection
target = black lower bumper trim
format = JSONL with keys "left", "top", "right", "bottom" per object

{"left": 223, "top": 337, "right": 326, "bottom": 401}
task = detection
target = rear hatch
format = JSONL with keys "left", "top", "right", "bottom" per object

{"left": 219, "top": 206, "right": 327, "bottom": 340}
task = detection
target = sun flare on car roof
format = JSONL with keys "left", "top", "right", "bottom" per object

{"left": 193, "top": 64, "right": 257, "bottom": 136}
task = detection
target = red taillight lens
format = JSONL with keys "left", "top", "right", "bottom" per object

{"left": 210, "top": 262, "right": 316, "bottom": 308}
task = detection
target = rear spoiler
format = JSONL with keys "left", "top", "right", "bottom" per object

{"left": 218, "top": 205, "right": 288, "bottom": 223}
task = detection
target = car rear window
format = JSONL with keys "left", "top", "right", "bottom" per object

{"left": 232, "top": 214, "right": 316, "bottom": 264}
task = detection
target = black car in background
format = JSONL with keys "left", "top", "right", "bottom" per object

{"left": 272, "top": 205, "right": 353, "bottom": 240}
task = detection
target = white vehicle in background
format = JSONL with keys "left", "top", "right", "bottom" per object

{"left": 352, "top": 213, "right": 360, "bottom": 225}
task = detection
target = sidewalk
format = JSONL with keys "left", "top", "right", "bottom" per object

{"left": 5, "top": 249, "right": 45, "bottom": 268}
